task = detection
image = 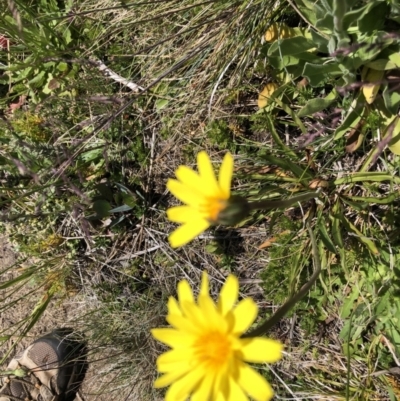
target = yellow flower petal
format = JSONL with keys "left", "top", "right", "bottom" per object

{"left": 237, "top": 364, "right": 274, "bottom": 401}
{"left": 226, "top": 376, "right": 249, "bottom": 401}
{"left": 178, "top": 279, "right": 194, "bottom": 305}
{"left": 167, "top": 314, "right": 202, "bottom": 335}
{"left": 154, "top": 368, "right": 188, "bottom": 389}
{"left": 157, "top": 348, "right": 193, "bottom": 367}
{"left": 175, "top": 165, "right": 203, "bottom": 189}
{"left": 167, "top": 205, "right": 202, "bottom": 224}
{"left": 180, "top": 300, "right": 208, "bottom": 329}
{"left": 198, "top": 295, "right": 227, "bottom": 332}
{"left": 157, "top": 359, "right": 191, "bottom": 374}
{"left": 232, "top": 298, "right": 258, "bottom": 334}
{"left": 166, "top": 367, "right": 205, "bottom": 401}
{"left": 217, "top": 275, "right": 238, "bottom": 316}
{"left": 191, "top": 371, "right": 214, "bottom": 401}
{"left": 168, "top": 296, "right": 182, "bottom": 316}
{"left": 197, "top": 151, "right": 220, "bottom": 195}
{"left": 166, "top": 151, "right": 234, "bottom": 248}
{"left": 218, "top": 152, "right": 233, "bottom": 197}
{"left": 168, "top": 219, "right": 210, "bottom": 248}
{"left": 240, "top": 338, "right": 283, "bottom": 363}
{"left": 151, "top": 328, "right": 194, "bottom": 349}
{"left": 176, "top": 165, "right": 219, "bottom": 198}
{"left": 213, "top": 371, "right": 229, "bottom": 400}
{"left": 200, "top": 271, "right": 209, "bottom": 298}
{"left": 167, "top": 179, "right": 203, "bottom": 207}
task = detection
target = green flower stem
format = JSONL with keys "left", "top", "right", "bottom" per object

{"left": 247, "top": 191, "right": 318, "bottom": 212}
{"left": 243, "top": 225, "right": 321, "bottom": 338}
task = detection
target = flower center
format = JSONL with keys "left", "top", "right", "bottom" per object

{"left": 203, "top": 198, "right": 228, "bottom": 222}
{"left": 194, "top": 330, "right": 232, "bottom": 369}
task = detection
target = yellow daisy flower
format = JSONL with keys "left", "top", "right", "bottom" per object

{"left": 151, "top": 272, "right": 283, "bottom": 401}
{"left": 166, "top": 151, "right": 233, "bottom": 248}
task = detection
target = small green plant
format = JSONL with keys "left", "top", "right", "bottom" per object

{"left": 259, "top": 0, "right": 400, "bottom": 155}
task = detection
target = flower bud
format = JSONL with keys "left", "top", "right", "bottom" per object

{"left": 216, "top": 195, "right": 250, "bottom": 226}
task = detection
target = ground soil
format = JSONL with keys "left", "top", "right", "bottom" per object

{"left": 0, "top": 236, "right": 127, "bottom": 401}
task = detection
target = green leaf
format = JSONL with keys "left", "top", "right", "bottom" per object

{"left": 310, "top": 29, "right": 329, "bottom": 53}
{"left": 340, "top": 285, "right": 361, "bottom": 320}
{"left": 28, "top": 70, "right": 46, "bottom": 86}
{"left": 121, "top": 192, "right": 136, "bottom": 207}
{"left": 383, "top": 85, "right": 400, "bottom": 115}
{"left": 302, "top": 62, "right": 342, "bottom": 87}
{"left": 95, "top": 183, "right": 114, "bottom": 201}
{"left": 330, "top": 201, "right": 344, "bottom": 248}
{"left": 262, "top": 154, "right": 312, "bottom": 181}
{"left": 334, "top": 95, "right": 365, "bottom": 139}
{"left": 358, "top": 1, "right": 390, "bottom": 33}
{"left": 366, "top": 59, "right": 399, "bottom": 70}
{"left": 315, "top": 14, "right": 334, "bottom": 32}
{"left": 342, "top": 215, "right": 379, "bottom": 255}
{"left": 294, "top": 0, "right": 319, "bottom": 25}
{"left": 63, "top": 28, "right": 72, "bottom": 44}
{"left": 264, "top": 114, "right": 298, "bottom": 158}
{"left": 297, "top": 89, "right": 337, "bottom": 117}
{"left": 268, "top": 36, "right": 316, "bottom": 58}
{"left": 155, "top": 99, "right": 169, "bottom": 110}
{"left": 318, "top": 218, "right": 337, "bottom": 254}
{"left": 343, "top": 193, "right": 400, "bottom": 205}
{"left": 109, "top": 204, "right": 133, "bottom": 213}
{"left": 93, "top": 199, "right": 111, "bottom": 218}
{"left": 273, "top": 96, "right": 308, "bottom": 135}
{"left": 334, "top": 172, "right": 400, "bottom": 185}
{"left": 57, "top": 62, "right": 69, "bottom": 72}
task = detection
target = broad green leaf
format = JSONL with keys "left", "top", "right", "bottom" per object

{"left": 28, "top": 70, "right": 46, "bottom": 86}
{"left": 302, "top": 62, "right": 342, "bottom": 87}
{"left": 268, "top": 36, "right": 316, "bottom": 58}
{"left": 315, "top": 14, "right": 334, "bottom": 33}
{"left": 310, "top": 29, "right": 329, "bottom": 53}
{"left": 297, "top": 89, "right": 337, "bottom": 117}
{"left": 268, "top": 55, "right": 301, "bottom": 69}
{"left": 121, "top": 192, "right": 137, "bottom": 207}
{"left": 366, "top": 54, "right": 400, "bottom": 70}
{"left": 95, "top": 183, "right": 114, "bottom": 201}
{"left": 93, "top": 199, "right": 111, "bottom": 218}
{"left": 57, "top": 62, "right": 69, "bottom": 72}
{"left": 356, "top": 31, "right": 395, "bottom": 61}
{"left": 358, "top": 1, "right": 390, "bottom": 33}
{"left": 383, "top": 85, "right": 400, "bottom": 115}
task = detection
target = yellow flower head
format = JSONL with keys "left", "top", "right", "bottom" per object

{"left": 166, "top": 151, "right": 233, "bottom": 248}
{"left": 151, "top": 272, "right": 283, "bottom": 401}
